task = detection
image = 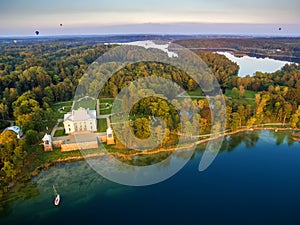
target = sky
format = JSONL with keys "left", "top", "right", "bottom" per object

{"left": 1, "top": 0, "right": 300, "bottom": 36}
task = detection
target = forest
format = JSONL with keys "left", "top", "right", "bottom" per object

{"left": 0, "top": 41, "right": 113, "bottom": 196}
{"left": 1, "top": 38, "right": 300, "bottom": 198}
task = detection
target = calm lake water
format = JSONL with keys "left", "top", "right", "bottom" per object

{"left": 218, "top": 52, "right": 293, "bottom": 77}
{"left": 1, "top": 130, "right": 300, "bottom": 225}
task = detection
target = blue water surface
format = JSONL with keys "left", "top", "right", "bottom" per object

{"left": 1, "top": 131, "right": 300, "bottom": 225}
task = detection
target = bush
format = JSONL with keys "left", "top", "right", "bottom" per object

{"left": 25, "top": 130, "right": 40, "bottom": 145}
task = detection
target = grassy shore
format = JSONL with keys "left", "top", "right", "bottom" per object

{"left": 32, "top": 125, "right": 299, "bottom": 165}
{"left": 1, "top": 125, "right": 298, "bottom": 201}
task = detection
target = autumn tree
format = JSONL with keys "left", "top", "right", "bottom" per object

{"left": 135, "top": 118, "right": 150, "bottom": 139}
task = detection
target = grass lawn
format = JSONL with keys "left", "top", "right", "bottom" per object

{"left": 54, "top": 129, "right": 67, "bottom": 137}
{"left": 100, "top": 98, "right": 114, "bottom": 104}
{"left": 58, "top": 121, "right": 64, "bottom": 127}
{"left": 225, "top": 89, "right": 256, "bottom": 107}
{"left": 52, "top": 101, "right": 72, "bottom": 119}
{"left": 73, "top": 98, "right": 96, "bottom": 110}
{"left": 26, "top": 146, "right": 91, "bottom": 171}
{"left": 100, "top": 108, "right": 112, "bottom": 115}
{"left": 97, "top": 118, "right": 108, "bottom": 132}
{"left": 187, "top": 88, "right": 256, "bottom": 99}
{"left": 23, "top": 144, "right": 108, "bottom": 180}
{"left": 36, "top": 147, "right": 81, "bottom": 164}
{"left": 226, "top": 89, "right": 256, "bottom": 99}
{"left": 99, "top": 99, "right": 113, "bottom": 115}
{"left": 187, "top": 87, "right": 204, "bottom": 97}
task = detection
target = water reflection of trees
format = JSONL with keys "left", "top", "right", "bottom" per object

{"left": 221, "top": 131, "right": 260, "bottom": 152}
{"left": 0, "top": 182, "right": 39, "bottom": 217}
{"left": 270, "top": 130, "right": 295, "bottom": 146}
{"left": 118, "top": 152, "right": 172, "bottom": 167}
{"left": 219, "top": 131, "right": 295, "bottom": 152}
{"left": 194, "top": 132, "right": 260, "bottom": 154}
{"left": 118, "top": 132, "right": 260, "bottom": 166}
{"left": 120, "top": 131, "right": 296, "bottom": 166}
{"left": 108, "top": 131, "right": 298, "bottom": 168}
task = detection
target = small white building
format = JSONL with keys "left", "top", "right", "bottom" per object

{"left": 42, "top": 133, "right": 53, "bottom": 151}
{"left": 101, "top": 127, "right": 115, "bottom": 145}
{"left": 106, "top": 127, "right": 115, "bottom": 145}
{"left": 42, "top": 133, "right": 52, "bottom": 145}
{"left": 63, "top": 107, "right": 97, "bottom": 134}
{"left": 5, "top": 126, "right": 23, "bottom": 138}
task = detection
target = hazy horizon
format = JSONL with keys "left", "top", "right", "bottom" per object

{"left": 2, "top": 23, "right": 300, "bottom": 38}
{"left": 1, "top": 0, "right": 299, "bottom": 36}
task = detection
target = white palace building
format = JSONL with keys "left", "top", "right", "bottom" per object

{"left": 63, "top": 107, "right": 97, "bottom": 134}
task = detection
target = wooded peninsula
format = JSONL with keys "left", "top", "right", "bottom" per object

{"left": 1, "top": 36, "right": 300, "bottom": 200}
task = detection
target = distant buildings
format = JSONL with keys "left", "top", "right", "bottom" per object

{"left": 63, "top": 107, "right": 97, "bottom": 134}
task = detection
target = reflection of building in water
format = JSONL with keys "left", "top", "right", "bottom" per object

{"left": 63, "top": 107, "right": 97, "bottom": 134}
{"left": 42, "top": 133, "right": 53, "bottom": 151}
{"left": 101, "top": 127, "right": 115, "bottom": 145}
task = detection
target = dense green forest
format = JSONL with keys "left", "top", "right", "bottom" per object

{"left": 1, "top": 39, "right": 300, "bottom": 198}
{"left": 0, "top": 42, "right": 113, "bottom": 196}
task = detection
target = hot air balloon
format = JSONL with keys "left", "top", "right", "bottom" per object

{"left": 13, "top": 40, "right": 17, "bottom": 44}
{"left": 35, "top": 30, "right": 40, "bottom": 35}
{"left": 279, "top": 27, "right": 282, "bottom": 31}
{"left": 60, "top": 23, "right": 63, "bottom": 27}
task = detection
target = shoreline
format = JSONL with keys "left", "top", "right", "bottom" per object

{"left": 1, "top": 126, "right": 299, "bottom": 200}
{"left": 49, "top": 126, "right": 299, "bottom": 162}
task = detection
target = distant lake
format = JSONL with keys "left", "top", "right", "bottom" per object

{"left": 1, "top": 130, "right": 300, "bottom": 225}
{"left": 218, "top": 52, "right": 293, "bottom": 77}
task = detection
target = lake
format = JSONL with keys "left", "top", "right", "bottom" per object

{"left": 218, "top": 52, "right": 293, "bottom": 77}
{"left": 1, "top": 130, "right": 300, "bottom": 225}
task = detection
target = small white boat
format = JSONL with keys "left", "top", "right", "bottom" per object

{"left": 53, "top": 185, "right": 60, "bottom": 206}
{"left": 54, "top": 194, "right": 60, "bottom": 206}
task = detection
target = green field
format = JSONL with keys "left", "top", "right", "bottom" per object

{"left": 187, "top": 88, "right": 256, "bottom": 99}
{"left": 99, "top": 98, "right": 114, "bottom": 115}
{"left": 225, "top": 89, "right": 256, "bottom": 106}
{"left": 187, "top": 87, "right": 203, "bottom": 97}
{"left": 73, "top": 98, "right": 96, "bottom": 110}
{"left": 54, "top": 129, "right": 67, "bottom": 137}
{"left": 225, "top": 89, "right": 256, "bottom": 99}
{"left": 35, "top": 148, "right": 81, "bottom": 164}
{"left": 97, "top": 118, "right": 108, "bottom": 132}
{"left": 27, "top": 146, "right": 104, "bottom": 174}
{"left": 51, "top": 101, "right": 72, "bottom": 119}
